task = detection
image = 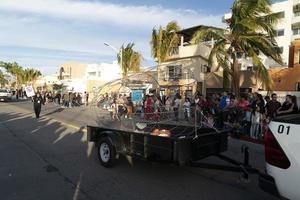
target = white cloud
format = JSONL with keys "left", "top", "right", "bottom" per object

{"left": 0, "top": 0, "right": 223, "bottom": 28}
{"left": 0, "top": 0, "right": 225, "bottom": 75}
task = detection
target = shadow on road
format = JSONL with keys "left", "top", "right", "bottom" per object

{"left": 43, "top": 107, "right": 65, "bottom": 116}
{"left": 0, "top": 109, "right": 277, "bottom": 200}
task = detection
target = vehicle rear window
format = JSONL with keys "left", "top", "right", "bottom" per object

{"left": 273, "top": 114, "right": 300, "bottom": 125}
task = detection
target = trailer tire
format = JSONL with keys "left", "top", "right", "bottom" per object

{"left": 97, "top": 137, "right": 116, "bottom": 168}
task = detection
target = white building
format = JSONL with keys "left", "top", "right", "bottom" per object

{"left": 86, "top": 61, "right": 121, "bottom": 82}
{"left": 223, "top": 0, "right": 300, "bottom": 69}
{"left": 58, "top": 61, "right": 121, "bottom": 93}
{"left": 36, "top": 74, "right": 59, "bottom": 86}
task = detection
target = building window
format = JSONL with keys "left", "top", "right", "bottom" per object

{"left": 271, "top": 0, "right": 288, "bottom": 4}
{"left": 88, "top": 72, "right": 96, "bottom": 77}
{"left": 247, "top": 66, "right": 253, "bottom": 71}
{"left": 295, "top": 11, "right": 300, "bottom": 17}
{"left": 293, "top": 28, "right": 300, "bottom": 35}
{"left": 168, "top": 65, "right": 182, "bottom": 80}
{"left": 98, "top": 71, "right": 101, "bottom": 77}
{"left": 275, "top": 29, "right": 284, "bottom": 37}
{"left": 296, "top": 83, "right": 300, "bottom": 91}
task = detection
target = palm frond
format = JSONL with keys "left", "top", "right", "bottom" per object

{"left": 192, "top": 27, "right": 226, "bottom": 44}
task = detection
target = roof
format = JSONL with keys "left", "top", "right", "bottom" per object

{"left": 177, "top": 25, "right": 222, "bottom": 43}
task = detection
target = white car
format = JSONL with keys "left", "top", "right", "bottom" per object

{"left": 0, "top": 89, "right": 12, "bottom": 101}
{"left": 260, "top": 114, "right": 300, "bottom": 200}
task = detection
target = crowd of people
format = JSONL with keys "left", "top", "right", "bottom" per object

{"left": 52, "top": 91, "right": 89, "bottom": 108}
{"left": 99, "top": 91, "right": 299, "bottom": 140}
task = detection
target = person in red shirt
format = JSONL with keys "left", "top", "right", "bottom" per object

{"left": 145, "top": 95, "right": 152, "bottom": 120}
{"left": 238, "top": 96, "right": 249, "bottom": 111}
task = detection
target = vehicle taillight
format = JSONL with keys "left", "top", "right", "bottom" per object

{"left": 264, "top": 128, "right": 290, "bottom": 169}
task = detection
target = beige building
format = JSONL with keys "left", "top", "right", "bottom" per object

{"left": 205, "top": 71, "right": 264, "bottom": 94}
{"left": 158, "top": 25, "right": 213, "bottom": 98}
{"left": 59, "top": 62, "right": 88, "bottom": 80}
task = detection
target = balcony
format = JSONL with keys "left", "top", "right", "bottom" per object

{"left": 165, "top": 43, "right": 211, "bottom": 61}
{"left": 178, "top": 43, "right": 211, "bottom": 59}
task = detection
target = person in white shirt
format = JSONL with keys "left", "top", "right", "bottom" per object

{"left": 173, "top": 94, "right": 181, "bottom": 121}
{"left": 250, "top": 106, "right": 262, "bottom": 139}
{"left": 165, "top": 97, "right": 172, "bottom": 111}
{"left": 183, "top": 98, "right": 191, "bottom": 121}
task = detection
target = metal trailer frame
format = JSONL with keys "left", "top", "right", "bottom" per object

{"left": 87, "top": 124, "right": 229, "bottom": 166}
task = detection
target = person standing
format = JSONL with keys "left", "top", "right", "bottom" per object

{"left": 85, "top": 92, "right": 89, "bottom": 106}
{"left": 57, "top": 92, "right": 61, "bottom": 105}
{"left": 219, "top": 91, "right": 230, "bottom": 111}
{"left": 126, "top": 97, "right": 133, "bottom": 119}
{"left": 165, "top": 96, "right": 172, "bottom": 118}
{"left": 154, "top": 96, "right": 161, "bottom": 121}
{"left": 277, "top": 95, "right": 298, "bottom": 116}
{"left": 32, "top": 92, "right": 44, "bottom": 118}
{"left": 173, "top": 94, "right": 181, "bottom": 121}
{"left": 250, "top": 106, "right": 262, "bottom": 139}
{"left": 183, "top": 98, "right": 191, "bottom": 121}
{"left": 265, "top": 93, "right": 281, "bottom": 120}
{"left": 145, "top": 95, "right": 152, "bottom": 120}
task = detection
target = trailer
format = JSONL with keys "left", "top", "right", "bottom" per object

{"left": 87, "top": 122, "right": 229, "bottom": 167}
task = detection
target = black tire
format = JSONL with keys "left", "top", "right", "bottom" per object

{"left": 97, "top": 137, "right": 116, "bottom": 168}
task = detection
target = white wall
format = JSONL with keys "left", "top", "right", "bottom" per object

{"left": 86, "top": 61, "right": 121, "bottom": 82}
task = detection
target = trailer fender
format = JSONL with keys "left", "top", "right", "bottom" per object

{"left": 96, "top": 131, "right": 126, "bottom": 154}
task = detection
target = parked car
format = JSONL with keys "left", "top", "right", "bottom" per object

{"left": 0, "top": 89, "right": 12, "bottom": 102}
{"left": 259, "top": 114, "right": 300, "bottom": 200}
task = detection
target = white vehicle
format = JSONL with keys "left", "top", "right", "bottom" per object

{"left": 0, "top": 89, "right": 12, "bottom": 101}
{"left": 260, "top": 114, "right": 300, "bottom": 200}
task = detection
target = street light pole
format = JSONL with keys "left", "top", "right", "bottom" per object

{"left": 104, "top": 42, "right": 123, "bottom": 76}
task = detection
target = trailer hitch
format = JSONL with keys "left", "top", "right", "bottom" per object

{"left": 190, "top": 145, "right": 260, "bottom": 183}
{"left": 241, "top": 144, "right": 250, "bottom": 167}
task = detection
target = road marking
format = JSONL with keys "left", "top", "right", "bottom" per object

{"left": 6, "top": 103, "right": 87, "bottom": 133}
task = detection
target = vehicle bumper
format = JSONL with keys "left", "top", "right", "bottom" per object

{"left": 0, "top": 96, "right": 9, "bottom": 101}
{"left": 259, "top": 173, "right": 281, "bottom": 198}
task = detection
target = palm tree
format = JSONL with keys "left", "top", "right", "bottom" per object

{"left": 150, "top": 21, "right": 181, "bottom": 64}
{"left": 0, "top": 62, "right": 42, "bottom": 88}
{"left": 192, "top": 0, "right": 283, "bottom": 96}
{"left": 0, "top": 70, "right": 8, "bottom": 87}
{"left": 0, "top": 62, "right": 24, "bottom": 87}
{"left": 24, "top": 68, "right": 42, "bottom": 86}
{"left": 117, "top": 43, "right": 142, "bottom": 77}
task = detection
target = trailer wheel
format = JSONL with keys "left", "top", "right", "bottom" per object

{"left": 97, "top": 137, "right": 116, "bottom": 168}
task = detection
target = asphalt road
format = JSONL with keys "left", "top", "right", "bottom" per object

{"left": 0, "top": 101, "right": 278, "bottom": 200}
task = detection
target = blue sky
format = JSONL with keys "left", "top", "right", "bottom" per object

{"left": 0, "top": 0, "right": 234, "bottom": 75}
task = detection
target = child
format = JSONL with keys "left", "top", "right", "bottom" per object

{"left": 250, "top": 106, "right": 262, "bottom": 139}
{"left": 183, "top": 98, "right": 191, "bottom": 121}
{"left": 111, "top": 100, "right": 118, "bottom": 120}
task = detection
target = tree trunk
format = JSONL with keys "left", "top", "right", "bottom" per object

{"left": 231, "top": 56, "right": 240, "bottom": 97}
